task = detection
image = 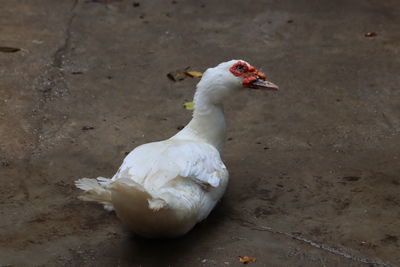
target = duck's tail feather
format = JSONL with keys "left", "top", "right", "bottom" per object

{"left": 110, "top": 178, "right": 176, "bottom": 237}
{"left": 111, "top": 178, "right": 167, "bottom": 211}
{"left": 76, "top": 177, "right": 199, "bottom": 237}
{"left": 75, "top": 177, "right": 114, "bottom": 211}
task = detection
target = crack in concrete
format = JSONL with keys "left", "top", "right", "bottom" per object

{"left": 34, "top": 0, "right": 79, "bottom": 133}
{"left": 247, "top": 221, "right": 392, "bottom": 267}
{"left": 21, "top": 0, "right": 80, "bottom": 201}
{"left": 53, "top": 0, "right": 79, "bottom": 69}
{"left": 230, "top": 216, "right": 392, "bottom": 266}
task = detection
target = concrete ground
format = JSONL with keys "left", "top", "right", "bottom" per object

{"left": 1, "top": 0, "right": 399, "bottom": 266}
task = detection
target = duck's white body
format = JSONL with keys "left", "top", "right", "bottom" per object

{"left": 75, "top": 60, "right": 277, "bottom": 238}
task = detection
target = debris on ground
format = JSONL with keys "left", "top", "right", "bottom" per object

{"left": 185, "top": 71, "right": 202, "bottom": 78}
{"left": 167, "top": 68, "right": 202, "bottom": 81}
{"left": 92, "top": 0, "right": 121, "bottom": 3}
{"left": 183, "top": 101, "right": 195, "bottom": 110}
{"left": 238, "top": 256, "right": 257, "bottom": 264}
{"left": 0, "top": 46, "right": 20, "bottom": 53}
{"left": 82, "top": 126, "right": 95, "bottom": 130}
{"left": 1, "top": 159, "right": 10, "bottom": 167}
{"left": 167, "top": 68, "right": 189, "bottom": 81}
{"left": 342, "top": 176, "right": 360, "bottom": 182}
{"left": 364, "top": 32, "right": 377, "bottom": 37}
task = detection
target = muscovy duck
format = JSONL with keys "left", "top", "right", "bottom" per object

{"left": 75, "top": 60, "right": 278, "bottom": 238}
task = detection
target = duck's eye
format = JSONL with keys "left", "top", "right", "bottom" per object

{"left": 230, "top": 61, "right": 249, "bottom": 76}
{"left": 236, "top": 65, "right": 245, "bottom": 72}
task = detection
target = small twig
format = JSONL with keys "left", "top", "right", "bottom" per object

{"left": 250, "top": 225, "right": 392, "bottom": 267}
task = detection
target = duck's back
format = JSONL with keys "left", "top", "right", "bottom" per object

{"left": 77, "top": 139, "right": 229, "bottom": 237}
{"left": 114, "top": 139, "right": 227, "bottom": 190}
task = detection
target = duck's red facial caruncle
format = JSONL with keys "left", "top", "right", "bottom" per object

{"left": 229, "top": 61, "right": 278, "bottom": 90}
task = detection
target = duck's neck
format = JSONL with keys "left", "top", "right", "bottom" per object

{"left": 173, "top": 90, "right": 227, "bottom": 152}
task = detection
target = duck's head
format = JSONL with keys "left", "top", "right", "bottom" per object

{"left": 195, "top": 60, "right": 278, "bottom": 106}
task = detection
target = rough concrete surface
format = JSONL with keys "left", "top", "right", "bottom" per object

{"left": 1, "top": 0, "right": 399, "bottom": 266}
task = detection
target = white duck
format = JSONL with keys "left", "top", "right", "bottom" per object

{"left": 75, "top": 60, "right": 278, "bottom": 238}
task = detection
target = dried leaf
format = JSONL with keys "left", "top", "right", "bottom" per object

{"left": 167, "top": 68, "right": 189, "bottom": 82}
{"left": 185, "top": 71, "right": 202, "bottom": 78}
{"left": 1, "top": 159, "right": 10, "bottom": 167}
{"left": 183, "top": 101, "right": 195, "bottom": 110}
{"left": 364, "top": 32, "right": 377, "bottom": 37}
{"left": 82, "top": 126, "right": 95, "bottom": 130}
{"left": 0, "top": 47, "right": 20, "bottom": 53}
{"left": 342, "top": 176, "right": 360, "bottom": 182}
{"left": 239, "top": 256, "right": 256, "bottom": 264}
{"left": 92, "top": 0, "right": 120, "bottom": 3}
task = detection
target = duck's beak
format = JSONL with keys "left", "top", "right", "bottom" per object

{"left": 250, "top": 79, "right": 279, "bottom": 90}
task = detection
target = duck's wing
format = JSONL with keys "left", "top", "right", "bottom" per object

{"left": 112, "top": 140, "right": 227, "bottom": 189}
{"left": 170, "top": 140, "right": 228, "bottom": 188}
